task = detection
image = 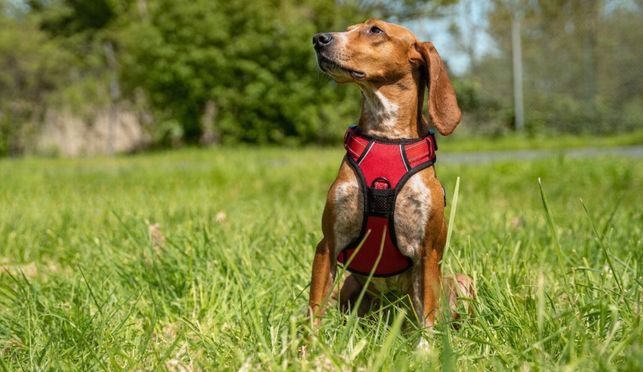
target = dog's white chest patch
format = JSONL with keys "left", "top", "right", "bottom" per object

{"left": 394, "top": 174, "right": 431, "bottom": 261}
{"left": 372, "top": 91, "right": 399, "bottom": 131}
{"left": 360, "top": 89, "right": 404, "bottom": 138}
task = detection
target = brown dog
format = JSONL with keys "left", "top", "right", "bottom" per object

{"left": 309, "top": 19, "right": 474, "bottom": 347}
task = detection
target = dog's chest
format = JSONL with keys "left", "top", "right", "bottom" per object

{"left": 331, "top": 167, "right": 432, "bottom": 263}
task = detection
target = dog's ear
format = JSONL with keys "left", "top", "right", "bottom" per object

{"left": 414, "top": 42, "right": 461, "bottom": 135}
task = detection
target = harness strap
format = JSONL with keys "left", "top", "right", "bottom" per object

{"left": 343, "top": 127, "right": 370, "bottom": 162}
{"left": 404, "top": 133, "right": 436, "bottom": 168}
{"left": 344, "top": 126, "right": 437, "bottom": 168}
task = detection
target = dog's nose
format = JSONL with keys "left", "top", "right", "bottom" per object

{"left": 313, "top": 33, "right": 333, "bottom": 48}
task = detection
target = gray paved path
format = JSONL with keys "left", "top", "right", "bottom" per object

{"left": 440, "top": 145, "right": 643, "bottom": 164}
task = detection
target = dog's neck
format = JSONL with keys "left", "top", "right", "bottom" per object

{"left": 357, "top": 73, "right": 425, "bottom": 139}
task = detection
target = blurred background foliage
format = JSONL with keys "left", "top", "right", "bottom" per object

{"left": 0, "top": 0, "right": 641, "bottom": 156}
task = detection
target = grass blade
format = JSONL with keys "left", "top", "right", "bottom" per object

{"left": 579, "top": 199, "right": 625, "bottom": 294}
{"left": 443, "top": 176, "right": 460, "bottom": 262}
{"left": 537, "top": 178, "right": 566, "bottom": 265}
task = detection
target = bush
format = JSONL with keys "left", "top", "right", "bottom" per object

{"left": 116, "top": 0, "right": 364, "bottom": 145}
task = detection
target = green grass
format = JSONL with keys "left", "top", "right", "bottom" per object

{"left": 0, "top": 147, "right": 641, "bottom": 370}
{"left": 439, "top": 129, "right": 643, "bottom": 153}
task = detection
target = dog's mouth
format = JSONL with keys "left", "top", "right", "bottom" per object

{"left": 316, "top": 54, "right": 366, "bottom": 80}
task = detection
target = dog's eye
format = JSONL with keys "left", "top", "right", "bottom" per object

{"left": 369, "top": 26, "right": 384, "bottom": 35}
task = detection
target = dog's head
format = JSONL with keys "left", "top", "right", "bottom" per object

{"left": 313, "top": 19, "right": 461, "bottom": 135}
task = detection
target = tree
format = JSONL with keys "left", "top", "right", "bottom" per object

{"left": 0, "top": 5, "right": 75, "bottom": 156}
{"left": 474, "top": 0, "right": 643, "bottom": 133}
{"left": 113, "top": 0, "right": 370, "bottom": 145}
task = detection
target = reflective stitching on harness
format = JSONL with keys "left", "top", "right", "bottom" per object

{"left": 345, "top": 132, "right": 370, "bottom": 161}
{"left": 405, "top": 141, "right": 423, "bottom": 149}
{"left": 358, "top": 141, "right": 374, "bottom": 165}
{"left": 347, "top": 146, "right": 361, "bottom": 159}
{"left": 399, "top": 145, "right": 409, "bottom": 171}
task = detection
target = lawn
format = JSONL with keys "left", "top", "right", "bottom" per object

{"left": 0, "top": 147, "right": 640, "bottom": 370}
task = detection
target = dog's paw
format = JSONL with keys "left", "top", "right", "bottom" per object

{"left": 444, "top": 273, "right": 477, "bottom": 323}
{"left": 416, "top": 337, "right": 431, "bottom": 353}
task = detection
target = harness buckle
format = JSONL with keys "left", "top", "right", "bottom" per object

{"left": 371, "top": 177, "right": 391, "bottom": 190}
{"left": 367, "top": 178, "right": 395, "bottom": 216}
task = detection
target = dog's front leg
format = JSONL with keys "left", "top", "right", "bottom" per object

{"left": 420, "top": 247, "right": 442, "bottom": 326}
{"left": 413, "top": 247, "right": 442, "bottom": 351}
{"left": 414, "top": 218, "right": 446, "bottom": 350}
{"left": 308, "top": 238, "right": 336, "bottom": 326}
{"left": 309, "top": 162, "right": 361, "bottom": 325}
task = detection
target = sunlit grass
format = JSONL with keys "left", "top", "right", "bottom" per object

{"left": 0, "top": 147, "right": 640, "bottom": 370}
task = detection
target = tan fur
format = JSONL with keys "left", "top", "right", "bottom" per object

{"left": 309, "top": 20, "right": 474, "bottom": 341}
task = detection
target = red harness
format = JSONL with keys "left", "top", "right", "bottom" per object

{"left": 337, "top": 126, "right": 438, "bottom": 277}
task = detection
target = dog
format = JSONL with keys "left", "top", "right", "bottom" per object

{"left": 309, "top": 19, "right": 475, "bottom": 347}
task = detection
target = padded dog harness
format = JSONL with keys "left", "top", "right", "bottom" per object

{"left": 337, "top": 125, "right": 438, "bottom": 277}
